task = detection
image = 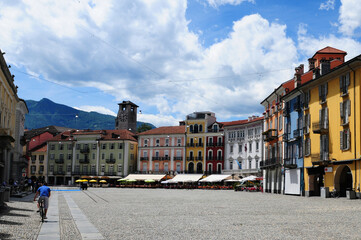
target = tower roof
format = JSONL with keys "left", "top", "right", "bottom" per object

{"left": 118, "top": 101, "right": 138, "bottom": 107}
{"left": 311, "top": 46, "right": 347, "bottom": 58}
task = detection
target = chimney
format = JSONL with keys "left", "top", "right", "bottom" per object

{"left": 294, "top": 64, "right": 304, "bottom": 88}
{"left": 248, "top": 117, "right": 252, "bottom": 122}
{"left": 308, "top": 58, "right": 315, "bottom": 71}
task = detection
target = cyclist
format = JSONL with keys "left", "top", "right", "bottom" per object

{"left": 33, "top": 182, "right": 51, "bottom": 219}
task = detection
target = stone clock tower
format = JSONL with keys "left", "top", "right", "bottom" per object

{"left": 115, "top": 101, "right": 138, "bottom": 133}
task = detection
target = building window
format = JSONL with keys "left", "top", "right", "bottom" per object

{"left": 177, "top": 138, "right": 181, "bottom": 146}
{"left": 130, "top": 144, "right": 134, "bottom": 150}
{"left": 76, "top": 144, "right": 80, "bottom": 150}
{"left": 340, "top": 72, "right": 350, "bottom": 95}
{"left": 76, "top": 154, "right": 79, "bottom": 160}
{"left": 249, "top": 142, "right": 252, "bottom": 153}
{"left": 67, "top": 165, "right": 71, "bottom": 173}
{"left": 143, "top": 163, "right": 147, "bottom": 171}
{"left": 102, "top": 153, "right": 105, "bottom": 160}
{"left": 68, "top": 144, "right": 72, "bottom": 150}
{"left": 320, "top": 107, "right": 329, "bottom": 130}
{"left": 319, "top": 83, "right": 328, "bottom": 103}
{"left": 340, "top": 99, "right": 351, "bottom": 125}
{"left": 230, "top": 162, "right": 233, "bottom": 170}
{"left": 119, "top": 153, "right": 122, "bottom": 159}
{"left": 118, "top": 164, "right": 122, "bottom": 172}
{"left": 118, "top": 143, "right": 122, "bottom": 149}
{"left": 249, "top": 160, "right": 252, "bottom": 169}
{"left": 50, "top": 165, "right": 54, "bottom": 173}
{"left": 92, "top": 153, "right": 95, "bottom": 160}
{"left": 176, "top": 163, "right": 181, "bottom": 172}
{"left": 256, "top": 141, "right": 259, "bottom": 152}
{"left": 213, "top": 125, "right": 218, "bottom": 132}
{"left": 102, "top": 143, "right": 107, "bottom": 149}
{"left": 31, "top": 166, "right": 36, "bottom": 174}
{"left": 156, "top": 139, "right": 160, "bottom": 147}
{"left": 154, "top": 163, "right": 159, "bottom": 172}
{"left": 230, "top": 146, "right": 233, "bottom": 153}
{"left": 92, "top": 143, "right": 97, "bottom": 149}
{"left": 240, "top": 130, "right": 245, "bottom": 138}
{"left": 59, "top": 144, "right": 63, "bottom": 150}
{"left": 340, "top": 129, "right": 350, "bottom": 151}
{"left": 164, "top": 163, "right": 169, "bottom": 172}
{"left": 101, "top": 165, "right": 105, "bottom": 172}
{"left": 176, "top": 150, "right": 181, "bottom": 158}
{"left": 239, "top": 145, "right": 242, "bottom": 153}
{"left": 50, "top": 154, "right": 55, "bottom": 160}
{"left": 144, "top": 139, "right": 148, "bottom": 147}
{"left": 199, "top": 124, "right": 203, "bottom": 132}
{"left": 321, "top": 134, "right": 329, "bottom": 161}
{"left": 110, "top": 143, "right": 115, "bottom": 149}
{"left": 299, "top": 141, "right": 303, "bottom": 158}
{"left": 50, "top": 144, "right": 55, "bottom": 150}
{"left": 165, "top": 138, "right": 169, "bottom": 146}
{"left": 39, "top": 155, "right": 44, "bottom": 163}
{"left": 59, "top": 154, "right": 64, "bottom": 160}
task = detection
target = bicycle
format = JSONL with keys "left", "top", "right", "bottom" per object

{"left": 39, "top": 198, "right": 45, "bottom": 222}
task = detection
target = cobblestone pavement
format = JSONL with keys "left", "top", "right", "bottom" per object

{"left": 2, "top": 189, "right": 361, "bottom": 239}
{"left": 0, "top": 193, "right": 41, "bottom": 240}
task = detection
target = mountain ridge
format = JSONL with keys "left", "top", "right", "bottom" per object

{"left": 25, "top": 98, "right": 156, "bottom": 131}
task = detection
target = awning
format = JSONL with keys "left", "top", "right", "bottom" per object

{"left": 168, "top": 174, "right": 203, "bottom": 183}
{"left": 199, "top": 174, "right": 232, "bottom": 183}
{"left": 123, "top": 174, "right": 166, "bottom": 181}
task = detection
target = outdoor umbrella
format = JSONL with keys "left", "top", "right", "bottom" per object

{"left": 75, "top": 179, "right": 83, "bottom": 183}
{"left": 81, "top": 179, "right": 88, "bottom": 182}
{"left": 144, "top": 179, "right": 155, "bottom": 183}
{"left": 89, "top": 180, "right": 97, "bottom": 183}
{"left": 127, "top": 179, "right": 137, "bottom": 183}
{"left": 117, "top": 178, "right": 127, "bottom": 182}
{"left": 99, "top": 180, "right": 107, "bottom": 183}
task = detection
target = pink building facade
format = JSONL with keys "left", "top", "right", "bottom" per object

{"left": 137, "top": 126, "right": 186, "bottom": 174}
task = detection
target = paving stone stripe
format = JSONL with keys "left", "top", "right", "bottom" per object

{"left": 64, "top": 192, "right": 105, "bottom": 240}
{"left": 37, "top": 191, "right": 60, "bottom": 240}
{"left": 58, "top": 193, "right": 82, "bottom": 240}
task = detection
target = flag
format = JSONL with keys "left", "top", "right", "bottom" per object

{"left": 234, "top": 159, "right": 242, "bottom": 169}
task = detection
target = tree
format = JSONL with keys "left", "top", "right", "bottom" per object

{"left": 137, "top": 123, "right": 152, "bottom": 133}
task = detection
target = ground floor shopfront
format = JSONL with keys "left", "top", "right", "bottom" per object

{"left": 305, "top": 160, "right": 361, "bottom": 198}
{"left": 263, "top": 166, "right": 283, "bottom": 194}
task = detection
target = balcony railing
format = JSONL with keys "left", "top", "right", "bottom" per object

{"left": 206, "top": 156, "right": 223, "bottom": 161}
{"left": 260, "top": 157, "right": 281, "bottom": 169}
{"left": 187, "top": 157, "right": 194, "bottom": 161}
{"left": 311, "top": 153, "right": 330, "bottom": 164}
{"left": 79, "top": 159, "right": 90, "bottom": 164}
{"left": 72, "top": 171, "right": 97, "bottom": 175}
{"left": 140, "top": 157, "right": 149, "bottom": 161}
{"left": 262, "top": 129, "right": 278, "bottom": 142}
{"left": 293, "top": 129, "right": 301, "bottom": 139}
{"left": 196, "top": 143, "right": 204, "bottom": 147}
{"left": 195, "top": 156, "right": 203, "bottom": 161}
{"left": 283, "top": 158, "right": 297, "bottom": 168}
{"left": 106, "top": 158, "right": 116, "bottom": 164}
{"left": 312, "top": 122, "right": 328, "bottom": 134}
{"left": 174, "top": 157, "right": 183, "bottom": 160}
{"left": 80, "top": 147, "right": 90, "bottom": 154}
{"left": 187, "top": 143, "right": 195, "bottom": 147}
{"left": 55, "top": 159, "right": 64, "bottom": 164}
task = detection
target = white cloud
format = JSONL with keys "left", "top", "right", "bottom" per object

{"left": 74, "top": 106, "right": 117, "bottom": 116}
{"left": 319, "top": 0, "right": 335, "bottom": 11}
{"left": 138, "top": 113, "right": 180, "bottom": 127}
{"left": 298, "top": 24, "right": 361, "bottom": 61}
{"left": 206, "top": 0, "right": 254, "bottom": 8}
{"left": 338, "top": 0, "right": 361, "bottom": 36}
{"left": 0, "top": 1, "right": 298, "bottom": 126}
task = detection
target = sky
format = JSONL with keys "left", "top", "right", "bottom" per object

{"left": 1, "top": 0, "right": 361, "bottom": 127}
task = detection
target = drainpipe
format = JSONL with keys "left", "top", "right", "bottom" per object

{"left": 347, "top": 64, "right": 357, "bottom": 192}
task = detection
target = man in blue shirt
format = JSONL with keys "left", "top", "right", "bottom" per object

{"left": 33, "top": 182, "right": 51, "bottom": 219}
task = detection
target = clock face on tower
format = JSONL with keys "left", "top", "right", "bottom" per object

{"left": 119, "top": 113, "right": 128, "bottom": 122}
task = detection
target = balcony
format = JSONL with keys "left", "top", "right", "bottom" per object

{"left": 293, "top": 129, "right": 301, "bottom": 139}
{"left": 72, "top": 171, "right": 97, "bottom": 175}
{"left": 262, "top": 129, "right": 278, "bottom": 142}
{"left": 80, "top": 147, "right": 90, "bottom": 154}
{"left": 283, "top": 158, "right": 297, "bottom": 169}
{"left": 260, "top": 157, "right": 281, "bottom": 169}
{"left": 311, "top": 153, "right": 330, "bottom": 165}
{"left": 140, "top": 157, "right": 149, "bottom": 161}
{"left": 174, "top": 157, "right": 183, "bottom": 160}
{"left": 206, "top": 156, "right": 214, "bottom": 161}
{"left": 54, "top": 170, "right": 65, "bottom": 175}
{"left": 187, "top": 157, "right": 194, "bottom": 161}
{"left": 187, "top": 143, "right": 195, "bottom": 147}
{"left": 79, "top": 159, "right": 90, "bottom": 164}
{"left": 196, "top": 143, "right": 204, "bottom": 147}
{"left": 104, "top": 171, "right": 117, "bottom": 176}
{"left": 312, "top": 122, "right": 328, "bottom": 134}
{"left": 106, "top": 158, "right": 116, "bottom": 164}
{"left": 55, "top": 159, "right": 64, "bottom": 164}
{"left": 195, "top": 156, "right": 203, "bottom": 161}
{"left": 152, "top": 156, "right": 162, "bottom": 161}
{"left": 282, "top": 133, "right": 289, "bottom": 142}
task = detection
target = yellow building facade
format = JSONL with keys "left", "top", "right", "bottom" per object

{"left": 303, "top": 53, "right": 361, "bottom": 198}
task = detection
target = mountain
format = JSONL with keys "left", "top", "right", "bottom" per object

{"left": 25, "top": 98, "right": 156, "bottom": 131}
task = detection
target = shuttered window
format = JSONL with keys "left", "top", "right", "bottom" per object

{"left": 340, "top": 129, "right": 350, "bottom": 151}
{"left": 340, "top": 99, "right": 351, "bottom": 125}
{"left": 319, "top": 83, "right": 328, "bottom": 103}
{"left": 340, "top": 72, "right": 350, "bottom": 95}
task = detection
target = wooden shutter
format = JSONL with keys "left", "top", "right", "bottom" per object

{"left": 325, "top": 107, "right": 328, "bottom": 129}
{"left": 346, "top": 72, "right": 350, "bottom": 86}
{"left": 325, "top": 83, "right": 328, "bottom": 96}
{"left": 340, "top": 131, "right": 344, "bottom": 150}
{"left": 325, "top": 135, "right": 329, "bottom": 160}
{"left": 319, "top": 109, "right": 322, "bottom": 128}
{"left": 346, "top": 129, "right": 350, "bottom": 150}
{"left": 319, "top": 85, "right": 322, "bottom": 100}
{"left": 340, "top": 102, "right": 344, "bottom": 119}
{"left": 347, "top": 99, "right": 351, "bottom": 116}
{"left": 302, "top": 115, "right": 306, "bottom": 129}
